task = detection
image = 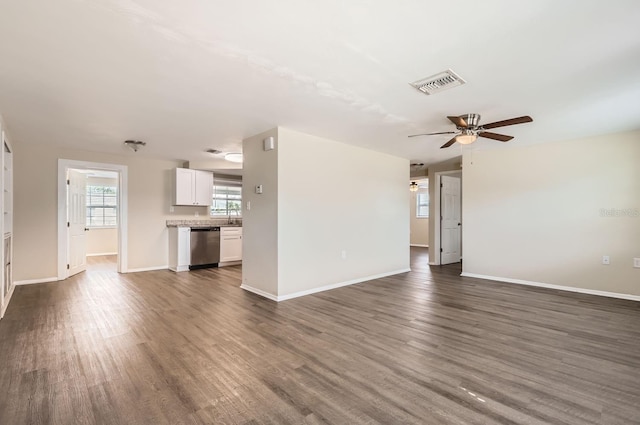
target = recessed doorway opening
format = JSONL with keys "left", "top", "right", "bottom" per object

{"left": 57, "top": 160, "right": 128, "bottom": 280}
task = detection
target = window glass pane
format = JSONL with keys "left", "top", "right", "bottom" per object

{"left": 86, "top": 185, "right": 118, "bottom": 226}
{"left": 416, "top": 192, "right": 429, "bottom": 218}
{"left": 210, "top": 184, "right": 242, "bottom": 217}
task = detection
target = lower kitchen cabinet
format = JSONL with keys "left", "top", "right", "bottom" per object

{"left": 168, "top": 227, "right": 190, "bottom": 272}
{"left": 220, "top": 227, "right": 242, "bottom": 263}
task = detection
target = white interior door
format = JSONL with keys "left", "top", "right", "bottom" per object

{"left": 68, "top": 170, "right": 87, "bottom": 276}
{"left": 440, "top": 175, "right": 461, "bottom": 265}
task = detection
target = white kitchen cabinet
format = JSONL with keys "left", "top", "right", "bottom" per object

{"left": 220, "top": 227, "right": 242, "bottom": 263}
{"left": 173, "top": 168, "right": 213, "bottom": 206}
{"left": 168, "top": 227, "right": 190, "bottom": 272}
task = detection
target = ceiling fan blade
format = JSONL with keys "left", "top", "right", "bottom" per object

{"left": 482, "top": 116, "right": 533, "bottom": 130}
{"left": 408, "top": 131, "right": 457, "bottom": 138}
{"left": 440, "top": 137, "right": 458, "bottom": 149}
{"left": 447, "top": 115, "right": 468, "bottom": 127}
{"left": 479, "top": 131, "right": 514, "bottom": 142}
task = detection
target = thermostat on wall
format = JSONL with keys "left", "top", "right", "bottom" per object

{"left": 255, "top": 185, "right": 263, "bottom": 194}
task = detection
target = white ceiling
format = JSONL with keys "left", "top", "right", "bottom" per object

{"left": 0, "top": 0, "right": 639, "bottom": 167}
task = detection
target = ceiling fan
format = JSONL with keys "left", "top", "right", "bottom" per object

{"left": 409, "top": 114, "right": 533, "bottom": 149}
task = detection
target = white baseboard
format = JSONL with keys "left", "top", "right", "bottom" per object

{"left": 410, "top": 244, "right": 429, "bottom": 248}
{"left": 240, "top": 284, "right": 278, "bottom": 301}
{"left": 1, "top": 284, "right": 15, "bottom": 318}
{"left": 87, "top": 252, "right": 117, "bottom": 257}
{"left": 14, "top": 277, "right": 59, "bottom": 286}
{"left": 460, "top": 272, "right": 640, "bottom": 302}
{"left": 169, "top": 265, "right": 189, "bottom": 272}
{"left": 277, "top": 268, "right": 411, "bottom": 301}
{"left": 126, "top": 265, "right": 168, "bottom": 273}
{"left": 242, "top": 268, "right": 412, "bottom": 302}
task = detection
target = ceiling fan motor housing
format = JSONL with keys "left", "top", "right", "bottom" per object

{"left": 461, "top": 113, "right": 481, "bottom": 129}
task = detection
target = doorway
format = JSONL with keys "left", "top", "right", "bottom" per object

{"left": 431, "top": 170, "right": 462, "bottom": 265}
{"left": 57, "top": 160, "right": 128, "bottom": 279}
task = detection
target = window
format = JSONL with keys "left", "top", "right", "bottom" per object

{"left": 210, "top": 181, "right": 242, "bottom": 217}
{"left": 417, "top": 192, "right": 429, "bottom": 218}
{"left": 86, "top": 185, "right": 117, "bottom": 227}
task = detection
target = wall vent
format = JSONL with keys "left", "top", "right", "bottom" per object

{"left": 410, "top": 69, "right": 466, "bottom": 95}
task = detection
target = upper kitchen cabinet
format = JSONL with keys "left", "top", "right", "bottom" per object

{"left": 173, "top": 168, "right": 213, "bottom": 206}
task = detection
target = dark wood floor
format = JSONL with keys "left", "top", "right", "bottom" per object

{"left": 1, "top": 248, "right": 639, "bottom": 424}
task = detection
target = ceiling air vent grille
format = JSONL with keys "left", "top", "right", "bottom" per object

{"left": 410, "top": 69, "right": 466, "bottom": 95}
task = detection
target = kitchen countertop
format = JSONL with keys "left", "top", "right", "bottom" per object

{"left": 166, "top": 219, "right": 242, "bottom": 228}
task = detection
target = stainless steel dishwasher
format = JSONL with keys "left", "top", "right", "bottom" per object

{"left": 189, "top": 227, "right": 221, "bottom": 269}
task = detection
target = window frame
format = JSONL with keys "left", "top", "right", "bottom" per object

{"left": 416, "top": 191, "right": 429, "bottom": 219}
{"left": 86, "top": 184, "right": 118, "bottom": 228}
{"left": 210, "top": 182, "right": 242, "bottom": 218}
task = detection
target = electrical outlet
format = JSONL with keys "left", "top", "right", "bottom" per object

{"left": 195, "top": 211, "right": 199, "bottom": 217}
{"left": 341, "top": 250, "right": 347, "bottom": 260}
{"left": 602, "top": 255, "right": 610, "bottom": 265}
{"left": 634, "top": 258, "right": 640, "bottom": 268}
{"left": 169, "top": 206, "right": 175, "bottom": 213}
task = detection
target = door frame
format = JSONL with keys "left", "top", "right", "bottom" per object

{"left": 430, "top": 170, "right": 462, "bottom": 266}
{"left": 57, "top": 159, "right": 128, "bottom": 279}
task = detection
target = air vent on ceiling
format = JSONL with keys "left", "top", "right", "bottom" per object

{"left": 410, "top": 69, "right": 466, "bottom": 95}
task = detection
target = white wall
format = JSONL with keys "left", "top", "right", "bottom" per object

{"left": 87, "top": 228, "right": 117, "bottom": 255}
{"left": 277, "top": 128, "right": 410, "bottom": 297}
{"left": 241, "top": 128, "right": 279, "bottom": 296}
{"left": 462, "top": 130, "right": 640, "bottom": 297}
{"left": 14, "top": 143, "right": 211, "bottom": 281}
{"left": 242, "top": 127, "right": 410, "bottom": 299}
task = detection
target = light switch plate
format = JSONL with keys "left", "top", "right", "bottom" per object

{"left": 602, "top": 255, "right": 610, "bottom": 265}
{"left": 634, "top": 258, "right": 640, "bottom": 268}
{"left": 255, "top": 185, "right": 263, "bottom": 194}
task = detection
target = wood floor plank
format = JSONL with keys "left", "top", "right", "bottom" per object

{"left": 1, "top": 250, "right": 639, "bottom": 424}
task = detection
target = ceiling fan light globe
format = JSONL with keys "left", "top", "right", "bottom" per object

{"left": 456, "top": 134, "right": 477, "bottom": 145}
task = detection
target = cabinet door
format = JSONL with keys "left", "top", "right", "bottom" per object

{"left": 194, "top": 171, "right": 213, "bottom": 206}
{"left": 220, "top": 228, "right": 242, "bottom": 262}
{"left": 174, "top": 168, "right": 195, "bottom": 205}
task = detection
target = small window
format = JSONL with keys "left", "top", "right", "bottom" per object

{"left": 211, "top": 184, "right": 242, "bottom": 217}
{"left": 86, "top": 185, "right": 117, "bottom": 227}
{"left": 417, "top": 192, "right": 429, "bottom": 218}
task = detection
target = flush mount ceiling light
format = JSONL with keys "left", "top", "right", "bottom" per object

{"left": 409, "top": 181, "right": 419, "bottom": 192}
{"left": 455, "top": 130, "right": 477, "bottom": 145}
{"left": 224, "top": 153, "right": 243, "bottom": 163}
{"left": 124, "top": 140, "right": 146, "bottom": 152}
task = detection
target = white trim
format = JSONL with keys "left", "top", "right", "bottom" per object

{"left": 169, "top": 265, "right": 190, "bottom": 272}
{"left": 14, "top": 277, "right": 59, "bottom": 286}
{"left": 242, "top": 268, "right": 412, "bottom": 302}
{"left": 58, "top": 160, "right": 128, "bottom": 279}
{"left": 460, "top": 272, "right": 640, "bottom": 302}
{"left": 278, "top": 268, "right": 411, "bottom": 301}
{"left": 410, "top": 244, "right": 429, "bottom": 248}
{"left": 434, "top": 170, "right": 462, "bottom": 266}
{"left": 87, "top": 252, "right": 117, "bottom": 257}
{"left": 240, "top": 284, "right": 279, "bottom": 301}
{"left": 126, "top": 265, "right": 168, "bottom": 273}
{"left": 1, "top": 284, "right": 15, "bottom": 317}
